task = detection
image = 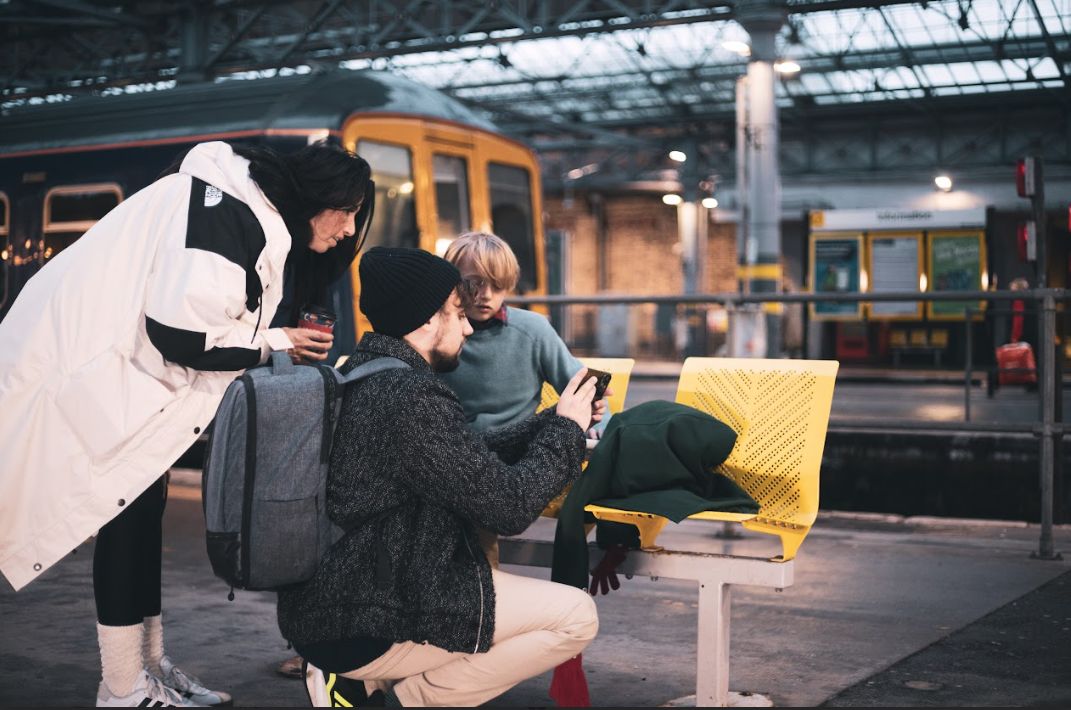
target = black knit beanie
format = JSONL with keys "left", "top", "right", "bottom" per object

{"left": 359, "top": 247, "right": 462, "bottom": 336}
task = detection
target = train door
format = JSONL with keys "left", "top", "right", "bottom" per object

{"left": 340, "top": 115, "right": 547, "bottom": 336}
{"left": 341, "top": 116, "right": 482, "bottom": 336}
{"left": 472, "top": 134, "right": 545, "bottom": 297}
{"left": 425, "top": 129, "right": 477, "bottom": 257}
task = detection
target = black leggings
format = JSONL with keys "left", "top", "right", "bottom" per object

{"left": 93, "top": 475, "right": 167, "bottom": 626}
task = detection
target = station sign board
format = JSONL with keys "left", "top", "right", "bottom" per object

{"left": 927, "top": 230, "right": 986, "bottom": 320}
{"left": 867, "top": 232, "right": 923, "bottom": 320}
{"left": 809, "top": 233, "right": 864, "bottom": 320}
{"left": 809, "top": 207, "right": 986, "bottom": 232}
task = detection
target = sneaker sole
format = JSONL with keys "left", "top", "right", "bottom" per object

{"left": 303, "top": 663, "right": 330, "bottom": 707}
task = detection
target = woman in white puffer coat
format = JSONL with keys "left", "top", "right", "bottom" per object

{"left": 0, "top": 140, "right": 374, "bottom": 706}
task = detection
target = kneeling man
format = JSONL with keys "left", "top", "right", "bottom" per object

{"left": 276, "top": 247, "right": 600, "bottom": 707}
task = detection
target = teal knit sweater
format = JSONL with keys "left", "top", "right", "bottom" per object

{"left": 441, "top": 307, "right": 582, "bottom": 431}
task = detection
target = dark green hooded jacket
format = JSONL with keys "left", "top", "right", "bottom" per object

{"left": 551, "top": 400, "right": 760, "bottom": 589}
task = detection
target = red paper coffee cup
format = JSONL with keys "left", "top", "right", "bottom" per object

{"left": 299, "top": 305, "right": 336, "bottom": 334}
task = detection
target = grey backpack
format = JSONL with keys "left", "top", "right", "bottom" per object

{"left": 202, "top": 352, "right": 408, "bottom": 592}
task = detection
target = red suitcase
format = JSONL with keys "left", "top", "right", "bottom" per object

{"left": 996, "top": 342, "right": 1037, "bottom": 386}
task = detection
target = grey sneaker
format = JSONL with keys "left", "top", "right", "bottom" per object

{"left": 157, "top": 657, "right": 232, "bottom": 706}
{"left": 96, "top": 669, "right": 197, "bottom": 707}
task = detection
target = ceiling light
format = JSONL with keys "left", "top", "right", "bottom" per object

{"left": 701, "top": 197, "right": 719, "bottom": 209}
{"left": 722, "top": 40, "right": 751, "bottom": 57}
{"left": 668, "top": 150, "right": 687, "bottom": 163}
{"left": 662, "top": 194, "right": 683, "bottom": 206}
{"left": 934, "top": 174, "right": 953, "bottom": 192}
{"left": 774, "top": 60, "right": 801, "bottom": 74}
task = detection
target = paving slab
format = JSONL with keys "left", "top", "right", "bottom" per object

{"left": 0, "top": 480, "right": 1068, "bottom": 707}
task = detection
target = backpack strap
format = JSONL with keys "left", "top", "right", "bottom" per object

{"left": 337, "top": 356, "right": 410, "bottom": 385}
{"left": 269, "top": 350, "right": 295, "bottom": 374}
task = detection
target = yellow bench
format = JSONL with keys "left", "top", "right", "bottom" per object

{"left": 585, "top": 357, "right": 838, "bottom": 560}
{"left": 890, "top": 328, "right": 948, "bottom": 367}
{"left": 502, "top": 356, "right": 839, "bottom": 705}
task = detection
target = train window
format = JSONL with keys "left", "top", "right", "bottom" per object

{"left": 356, "top": 140, "right": 419, "bottom": 250}
{"left": 0, "top": 192, "right": 8, "bottom": 248}
{"left": 487, "top": 162, "right": 536, "bottom": 293}
{"left": 432, "top": 154, "right": 470, "bottom": 251}
{"left": 0, "top": 192, "right": 8, "bottom": 310}
{"left": 43, "top": 184, "right": 122, "bottom": 261}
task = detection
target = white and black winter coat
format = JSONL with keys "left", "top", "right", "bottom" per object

{"left": 0, "top": 142, "right": 293, "bottom": 591}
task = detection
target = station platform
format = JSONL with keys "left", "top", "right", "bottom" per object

{"left": 630, "top": 360, "right": 1019, "bottom": 386}
{"left": 1, "top": 474, "right": 1068, "bottom": 707}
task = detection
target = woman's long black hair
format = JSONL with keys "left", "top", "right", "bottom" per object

{"left": 232, "top": 142, "right": 375, "bottom": 322}
{"left": 161, "top": 141, "right": 376, "bottom": 325}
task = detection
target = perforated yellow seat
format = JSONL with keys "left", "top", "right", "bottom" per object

{"left": 536, "top": 357, "right": 635, "bottom": 518}
{"left": 585, "top": 357, "right": 839, "bottom": 560}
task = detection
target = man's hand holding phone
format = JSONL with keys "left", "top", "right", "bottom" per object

{"left": 557, "top": 368, "right": 597, "bottom": 431}
{"left": 582, "top": 368, "right": 612, "bottom": 431}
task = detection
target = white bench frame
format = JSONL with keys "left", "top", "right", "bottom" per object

{"left": 499, "top": 537, "right": 793, "bottom": 706}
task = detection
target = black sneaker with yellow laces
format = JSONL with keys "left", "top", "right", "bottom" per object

{"left": 302, "top": 660, "right": 385, "bottom": 707}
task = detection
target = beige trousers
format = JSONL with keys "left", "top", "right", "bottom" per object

{"left": 341, "top": 569, "right": 599, "bottom": 707}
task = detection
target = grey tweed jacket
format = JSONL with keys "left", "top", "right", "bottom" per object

{"left": 276, "top": 332, "right": 585, "bottom": 653}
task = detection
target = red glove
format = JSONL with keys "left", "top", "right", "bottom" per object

{"left": 588, "top": 544, "right": 629, "bottom": 596}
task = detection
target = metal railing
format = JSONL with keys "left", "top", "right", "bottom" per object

{"left": 511, "top": 288, "right": 1068, "bottom": 561}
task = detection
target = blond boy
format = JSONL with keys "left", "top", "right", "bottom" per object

{"left": 441, "top": 232, "right": 586, "bottom": 432}
{"left": 441, "top": 233, "right": 601, "bottom": 566}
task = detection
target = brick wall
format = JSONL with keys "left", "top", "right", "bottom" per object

{"left": 544, "top": 192, "right": 739, "bottom": 355}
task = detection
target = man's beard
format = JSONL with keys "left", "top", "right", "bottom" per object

{"left": 429, "top": 343, "right": 463, "bottom": 373}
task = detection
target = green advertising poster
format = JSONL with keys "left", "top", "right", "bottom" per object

{"left": 928, "top": 231, "right": 984, "bottom": 319}
{"left": 810, "top": 235, "right": 863, "bottom": 319}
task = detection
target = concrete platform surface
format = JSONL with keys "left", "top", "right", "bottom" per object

{"left": 1, "top": 477, "right": 1069, "bottom": 707}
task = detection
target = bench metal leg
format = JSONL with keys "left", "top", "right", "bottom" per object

{"left": 696, "top": 580, "right": 731, "bottom": 706}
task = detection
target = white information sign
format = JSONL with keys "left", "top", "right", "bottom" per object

{"left": 810, "top": 208, "right": 986, "bottom": 232}
{"left": 869, "top": 235, "right": 922, "bottom": 318}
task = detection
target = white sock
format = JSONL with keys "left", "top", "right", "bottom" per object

{"left": 97, "top": 622, "right": 144, "bottom": 697}
{"left": 143, "top": 614, "right": 165, "bottom": 676}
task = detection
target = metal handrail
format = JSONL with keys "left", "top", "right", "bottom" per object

{"left": 511, "top": 288, "right": 1069, "bottom": 305}
{"left": 509, "top": 288, "right": 1065, "bottom": 560}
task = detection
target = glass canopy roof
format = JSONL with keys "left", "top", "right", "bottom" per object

{"left": 332, "top": 0, "right": 1068, "bottom": 127}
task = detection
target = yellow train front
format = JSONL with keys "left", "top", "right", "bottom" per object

{"left": 0, "top": 70, "right": 547, "bottom": 358}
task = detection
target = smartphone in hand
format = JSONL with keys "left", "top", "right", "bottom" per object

{"left": 578, "top": 368, "right": 612, "bottom": 401}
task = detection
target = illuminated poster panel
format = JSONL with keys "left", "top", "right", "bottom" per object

{"left": 867, "top": 232, "right": 923, "bottom": 319}
{"left": 927, "top": 230, "right": 986, "bottom": 320}
{"left": 810, "top": 233, "right": 864, "bottom": 320}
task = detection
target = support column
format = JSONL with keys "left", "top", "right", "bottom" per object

{"left": 738, "top": 0, "right": 786, "bottom": 357}
{"left": 679, "top": 139, "right": 705, "bottom": 356}
{"left": 696, "top": 580, "right": 731, "bottom": 706}
{"left": 179, "top": 1, "right": 210, "bottom": 84}
{"left": 735, "top": 76, "right": 750, "bottom": 287}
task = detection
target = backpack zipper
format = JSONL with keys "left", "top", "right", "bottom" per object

{"left": 239, "top": 373, "right": 257, "bottom": 588}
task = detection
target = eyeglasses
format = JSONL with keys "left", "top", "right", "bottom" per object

{"left": 460, "top": 276, "right": 499, "bottom": 300}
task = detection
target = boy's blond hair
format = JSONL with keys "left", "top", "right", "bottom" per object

{"left": 443, "top": 232, "right": 520, "bottom": 292}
